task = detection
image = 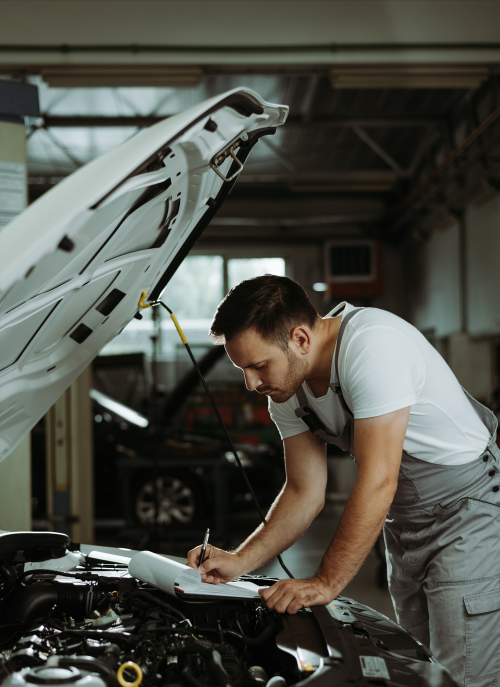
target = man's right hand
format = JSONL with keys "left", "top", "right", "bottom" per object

{"left": 187, "top": 545, "right": 246, "bottom": 585}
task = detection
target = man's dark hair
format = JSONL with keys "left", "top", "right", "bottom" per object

{"left": 209, "top": 275, "right": 318, "bottom": 351}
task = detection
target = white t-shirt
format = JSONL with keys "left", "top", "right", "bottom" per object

{"left": 269, "top": 302, "right": 490, "bottom": 465}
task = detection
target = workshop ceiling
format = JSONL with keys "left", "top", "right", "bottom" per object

{"left": 3, "top": 1, "right": 499, "bottom": 245}
{"left": 19, "top": 69, "right": 500, "bottom": 245}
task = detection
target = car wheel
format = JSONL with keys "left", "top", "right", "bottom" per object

{"left": 135, "top": 474, "right": 199, "bottom": 526}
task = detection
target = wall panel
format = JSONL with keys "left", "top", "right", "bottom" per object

{"left": 466, "top": 195, "right": 500, "bottom": 337}
{"left": 408, "top": 221, "right": 462, "bottom": 337}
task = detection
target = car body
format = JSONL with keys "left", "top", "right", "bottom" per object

{"left": 0, "top": 89, "right": 457, "bottom": 687}
{"left": 0, "top": 533, "right": 456, "bottom": 687}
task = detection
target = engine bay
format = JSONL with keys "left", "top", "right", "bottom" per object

{"left": 0, "top": 532, "right": 457, "bottom": 687}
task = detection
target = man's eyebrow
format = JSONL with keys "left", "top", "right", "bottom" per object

{"left": 243, "top": 361, "right": 266, "bottom": 370}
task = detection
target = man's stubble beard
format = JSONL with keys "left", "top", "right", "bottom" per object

{"left": 257, "top": 351, "right": 309, "bottom": 404}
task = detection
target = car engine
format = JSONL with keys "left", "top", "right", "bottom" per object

{"left": 0, "top": 532, "right": 457, "bottom": 687}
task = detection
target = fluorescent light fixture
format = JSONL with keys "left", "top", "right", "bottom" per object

{"left": 329, "top": 65, "right": 490, "bottom": 90}
{"left": 89, "top": 388, "right": 149, "bottom": 428}
{"left": 313, "top": 282, "right": 328, "bottom": 292}
{"left": 41, "top": 66, "right": 202, "bottom": 88}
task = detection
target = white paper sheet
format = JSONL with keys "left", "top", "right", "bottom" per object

{"left": 128, "top": 551, "right": 265, "bottom": 600}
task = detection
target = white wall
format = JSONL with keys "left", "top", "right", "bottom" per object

{"left": 466, "top": 194, "right": 500, "bottom": 337}
{"left": 373, "top": 243, "right": 407, "bottom": 320}
{"left": 0, "top": 435, "right": 31, "bottom": 531}
{"left": 407, "top": 221, "right": 462, "bottom": 337}
{"left": 447, "top": 333, "right": 492, "bottom": 403}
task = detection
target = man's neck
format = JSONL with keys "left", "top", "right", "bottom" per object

{"left": 304, "top": 315, "right": 342, "bottom": 398}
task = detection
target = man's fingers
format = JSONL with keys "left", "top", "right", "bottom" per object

{"left": 259, "top": 579, "right": 326, "bottom": 614}
{"left": 275, "top": 594, "right": 296, "bottom": 614}
{"left": 260, "top": 581, "right": 287, "bottom": 610}
{"left": 258, "top": 582, "right": 279, "bottom": 602}
{"left": 187, "top": 546, "right": 202, "bottom": 569}
{"left": 199, "top": 556, "right": 221, "bottom": 574}
{"left": 286, "top": 599, "right": 303, "bottom": 615}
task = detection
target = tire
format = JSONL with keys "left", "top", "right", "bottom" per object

{"left": 135, "top": 473, "right": 201, "bottom": 526}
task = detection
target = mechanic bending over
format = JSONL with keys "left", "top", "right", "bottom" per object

{"left": 187, "top": 275, "right": 499, "bottom": 687}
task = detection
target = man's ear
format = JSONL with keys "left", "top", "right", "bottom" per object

{"left": 289, "top": 326, "right": 312, "bottom": 354}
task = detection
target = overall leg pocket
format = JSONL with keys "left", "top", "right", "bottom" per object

{"left": 464, "top": 588, "right": 500, "bottom": 686}
{"left": 392, "top": 466, "right": 420, "bottom": 506}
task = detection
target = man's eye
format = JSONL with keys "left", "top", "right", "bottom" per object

{"left": 255, "top": 365, "right": 265, "bottom": 370}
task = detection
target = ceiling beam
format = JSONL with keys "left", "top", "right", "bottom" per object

{"left": 38, "top": 114, "right": 442, "bottom": 129}
{"left": 351, "top": 124, "right": 404, "bottom": 175}
{"left": 28, "top": 170, "right": 397, "bottom": 192}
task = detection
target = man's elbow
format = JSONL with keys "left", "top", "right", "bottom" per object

{"left": 374, "top": 475, "right": 399, "bottom": 501}
{"left": 357, "top": 470, "right": 398, "bottom": 499}
{"left": 284, "top": 482, "right": 326, "bottom": 515}
{"left": 315, "top": 495, "right": 326, "bottom": 516}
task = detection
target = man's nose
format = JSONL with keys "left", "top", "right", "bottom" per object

{"left": 244, "top": 370, "right": 261, "bottom": 391}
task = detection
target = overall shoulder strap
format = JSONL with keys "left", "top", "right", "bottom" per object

{"left": 331, "top": 308, "right": 364, "bottom": 396}
{"left": 295, "top": 384, "right": 309, "bottom": 409}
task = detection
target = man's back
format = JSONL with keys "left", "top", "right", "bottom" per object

{"left": 269, "top": 302, "right": 490, "bottom": 465}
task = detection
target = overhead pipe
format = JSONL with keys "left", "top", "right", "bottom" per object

{"left": 2, "top": 43, "right": 500, "bottom": 54}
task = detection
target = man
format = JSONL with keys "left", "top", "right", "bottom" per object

{"left": 187, "top": 275, "right": 499, "bottom": 686}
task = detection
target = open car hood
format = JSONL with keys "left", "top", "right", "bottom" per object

{"left": 0, "top": 88, "right": 288, "bottom": 461}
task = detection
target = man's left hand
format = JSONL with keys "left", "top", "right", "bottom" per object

{"left": 258, "top": 577, "right": 333, "bottom": 614}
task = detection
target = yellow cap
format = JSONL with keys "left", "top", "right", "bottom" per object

{"left": 117, "top": 662, "right": 143, "bottom": 687}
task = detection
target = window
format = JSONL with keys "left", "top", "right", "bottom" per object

{"left": 163, "top": 255, "right": 223, "bottom": 319}
{"left": 228, "top": 257, "right": 285, "bottom": 290}
{"left": 101, "top": 255, "right": 286, "bottom": 373}
{"left": 101, "top": 255, "right": 223, "bottom": 358}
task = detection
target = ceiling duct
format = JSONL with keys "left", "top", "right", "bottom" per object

{"left": 329, "top": 64, "right": 490, "bottom": 89}
{"left": 40, "top": 65, "right": 202, "bottom": 88}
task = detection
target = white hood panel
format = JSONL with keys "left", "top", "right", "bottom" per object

{"left": 0, "top": 88, "right": 288, "bottom": 461}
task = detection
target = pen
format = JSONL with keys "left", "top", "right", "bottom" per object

{"left": 199, "top": 528, "right": 210, "bottom": 567}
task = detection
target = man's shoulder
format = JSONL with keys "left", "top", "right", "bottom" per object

{"left": 345, "top": 307, "right": 422, "bottom": 341}
{"left": 338, "top": 307, "right": 427, "bottom": 378}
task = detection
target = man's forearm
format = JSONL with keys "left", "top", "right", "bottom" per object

{"left": 316, "top": 477, "right": 396, "bottom": 597}
{"left": 235, "top": 483, "right": 324, "bottom": 572}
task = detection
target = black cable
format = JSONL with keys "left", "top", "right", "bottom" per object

{"left": 50, "top": 629, "right": 137, "bottom": 647}
{"left": 154, "top": 300, "right": 293, "bottom": 579}
{"left": 189, "top": 626, "right": 243, "bottom": 642}
{"left": 127, "top": 590, "right": 187, "bottom": 621}
{"left": 19, "top": 569, "right": 97, "bottom": 581}
{"left": 235, "top": 616, "right": 275, "bottom": 646}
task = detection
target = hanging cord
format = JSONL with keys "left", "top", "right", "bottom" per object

{"left": 138, "top": 292, "right": 293, "bottom": 579}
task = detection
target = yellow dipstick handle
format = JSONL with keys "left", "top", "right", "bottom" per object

{"left": 117, "top": 662, "right": 143, "bottom": 687}
{"left": 138, "top": 290, "right": 152, "bottom": 309}
{"left": 170, "top": 312, "right": 188, "bottom": 345}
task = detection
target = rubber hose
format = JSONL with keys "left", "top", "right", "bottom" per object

{"left": 127, "top": 591, "right": 186, "bottom": 621}
{"left": 0, "top": 561, "right": 16, "bottom": 587}
{"left": 235, "top": 616, "right": 276, "bottom": 647}
{"left": 182, "top": 668, "right": 207, "bottom": 687}
{"left": 57, "top": 629, "right": 137, "bottom": 647}
{"left": 192, "top": 627, "right": 244, "bottom": 643}
{"left": 209, "top": 650, "right": 233, "bottom": 687}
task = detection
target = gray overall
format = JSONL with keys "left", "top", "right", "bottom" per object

{"left": 295, "top": 308, "right": 500, "bottom": 687}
